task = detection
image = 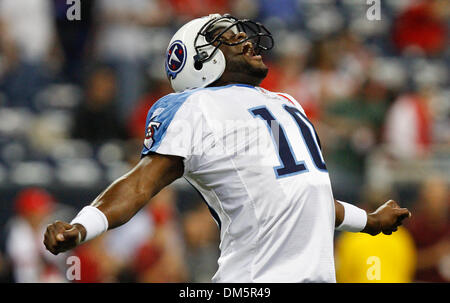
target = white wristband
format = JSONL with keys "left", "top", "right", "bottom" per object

{"left": 336, "top": 201, "right": 367, "bottom": 232}
{"left": 70, "top": 206, "right": 109, "bottom": 242}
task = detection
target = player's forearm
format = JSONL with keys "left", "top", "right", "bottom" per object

{"left": 91, "top": 169, "right": 155, "bottom": 230}
{"left": 72, "top": 170, "right": 150, "bottom": 242}
{"left": 95, "top": 155, "right": 183, "bottom": 228}
{"left": 335, "top": 199, "right": 410, "bottom": 236}
{"left": 75, "top": 155, "right": 184, "bottom": 241}
{"left": 44, "top": 155, "right": 184, "bottom": 254}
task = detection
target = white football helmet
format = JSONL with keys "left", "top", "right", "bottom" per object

{"left": 165, "top": 14, "right": 274, "bottom": 92}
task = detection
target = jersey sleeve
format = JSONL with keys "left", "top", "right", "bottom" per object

{"left": 140, "top": 92, "right": 203, "bottom": 162}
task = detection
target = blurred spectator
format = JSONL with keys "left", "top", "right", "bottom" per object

{"left": 72, "top": 65, "right": 128, "bottom": 143}
{"left": 127, "top": 78, "right": 173, "bottom": 139}
{"left": 299, "top": 40, "right": 359, "bottom": 111}
{"left": 0, "top": 226, "right": 14, "bottom": 282}
{"left": 335, "top": 31, "right": 373, "bottom": 87}
{"left": 169, "top": 0, "right": 229, "bottom": 20}
{"left": 230, "top": 0, "right": 259, "bottom": 20}
{"left": 257, "top": 0, "right": 300, "bottom": 26}
{"left": 104, "top": 206, "right": 155, "bottom": 282}
{"left": 0, "top": 0, "right": 56, "bottom": 107}
{"left": 323, "top": 78, "right": 390, "bottom": 199}
{"left": 52, "top": 0, "right": 96, "bottom": 84}
{"left": 182, "top": 200, "right": 220, "bottom": 282}
{"left": 132, "top": 187, "right": 188, "bottom": 282}
{"left": 392, "top": 0, "right": 447, "bottom": 55}
{"left": 406, "top": 175, "right": 450, "bottom": 282}
{"left": 5, "top": 188, "right": 66, "bottom": 282}
{"left": 94, "top": 0, "right": 172, "bottom": 121}
{"left": 335, "top": 187, "right": 417, "bottom": 283}
{"left": 383, "top": 90, "right": 432, "bottom": 160}
{"left": 264, "top": 32, "right": 318, "bottom": 118}
{"left": 106, "top": 209, "right": 154, "bottom": 264}
{"left": 0, "top": 251, "right": 14, "bottom": 282}
{"left": 73, "top": 234, "right": 121, "bottom": 283}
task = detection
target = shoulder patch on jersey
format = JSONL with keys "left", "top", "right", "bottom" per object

{"left": 144, "top": 120, "right": 161, "bottom": 149}
{"left": 166, "top": 40, "right": 187, "bottom": 80}
{"left": 141, "top": 90, "right": 198, "bottom": 157}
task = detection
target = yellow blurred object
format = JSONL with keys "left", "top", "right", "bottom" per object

{"left": 335, "top": 227, "right": 417, "bottom": 283}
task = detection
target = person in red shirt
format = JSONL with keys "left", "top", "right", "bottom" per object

{"left": 6, "top": 188, "right": 64, "bottom": 282}
{"left": 127, "top": 79, "right": 173, "bottom": 140}
{"left": 406, "top": 175, "right": 450, "bottom": 282}
{"left": 384, "top": 92, "right": 432, "bottom": 160}
{"left": 392, "top": 0, "right": 447, "bottom": 55}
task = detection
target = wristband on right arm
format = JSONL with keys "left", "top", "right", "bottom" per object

{"left": 70, "top": 206, "right": 109, "bottom": 242}
{"left": 335, "top": 201, "right": 367, "bottom": 232}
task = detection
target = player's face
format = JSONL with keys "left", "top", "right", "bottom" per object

{"left": 216, "top": 29, "right": 269, "bottom": 82}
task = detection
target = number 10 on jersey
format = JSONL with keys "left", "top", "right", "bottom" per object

{"left": 249, "top": 105, "right": 327, "bottom": 178}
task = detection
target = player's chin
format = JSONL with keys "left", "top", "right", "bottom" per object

{"left": 244, "top": 57, "right": 268, "bottom": 75}
{"left": 251, "top": 62, "right": 269, "bottom": 79}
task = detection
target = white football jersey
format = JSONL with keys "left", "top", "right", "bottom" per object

{"left": 141, "top": 84, "right": 336, "bottom": 282}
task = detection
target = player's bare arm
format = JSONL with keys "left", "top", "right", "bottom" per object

{"left": 43, "top": 154, "right": 183, "bottom": 255}
{"left": 334, "top": 199, "right": 411, "bottom": 236}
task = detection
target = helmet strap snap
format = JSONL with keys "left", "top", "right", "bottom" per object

{"left": 194, "top": 60, "right": 203, "bottom": 70}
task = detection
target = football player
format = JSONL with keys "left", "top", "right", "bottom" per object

{"left": 44, "top": 14, "right": 410, "bottom": 282}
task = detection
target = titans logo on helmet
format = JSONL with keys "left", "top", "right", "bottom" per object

{"left": 166, "top": 40, "right": 187, "bottom": 80}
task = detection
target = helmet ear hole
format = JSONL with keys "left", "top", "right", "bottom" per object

{"left": 194, "top": 61, "right": 203, "bottom": 70}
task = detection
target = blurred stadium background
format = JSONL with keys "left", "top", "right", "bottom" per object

{"left": 0, "top": 0, "right": 448, "bottom": 283}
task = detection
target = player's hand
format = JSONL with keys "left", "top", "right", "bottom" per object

{"left": 362, "top": 200, "right": 411, "bottom": 236}
{"left": 43, "top": 221, "right": 86, "bottom": 255}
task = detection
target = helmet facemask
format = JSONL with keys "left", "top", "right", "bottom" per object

{"left": 193, "top": 14, "right": 274, "bottom": 70}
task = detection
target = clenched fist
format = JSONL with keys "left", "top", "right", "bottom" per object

{"left": 43, "top": 221, "right": 86, "bottom": 255}
{"left": 363, "top": 200, "right": 411, "bottom": 236}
